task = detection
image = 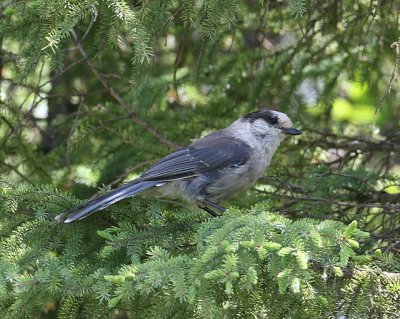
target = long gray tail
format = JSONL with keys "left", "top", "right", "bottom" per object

{"left": 55, "top": 180, "right": 159, "bottom": 223}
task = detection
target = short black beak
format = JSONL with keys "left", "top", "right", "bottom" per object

{"left": 280, "top": 127, "right": 302, "bottom": 135}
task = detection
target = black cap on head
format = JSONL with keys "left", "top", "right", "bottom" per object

{"left": 243, "top": 109, "right": 278, "bottom": 126}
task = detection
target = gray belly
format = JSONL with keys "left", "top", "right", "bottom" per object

{"left": 153, "top": 167, "right": 256, "bottom": 204}
{"left": 152, "top": 150, "right": 272, "bottom": 204}
{"left": 204, "top": 166, "right": 260, "bottom": 202}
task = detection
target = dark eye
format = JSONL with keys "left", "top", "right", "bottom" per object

{"left": 268, "top": 116, "right": 278, "bottom": 125}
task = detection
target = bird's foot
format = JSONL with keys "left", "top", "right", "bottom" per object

{"left": 196, "top": 200, "right": 225, "bottom": 217}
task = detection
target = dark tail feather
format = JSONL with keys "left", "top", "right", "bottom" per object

{"left": 55, "top": 181, "right": 159, "bottom": 223}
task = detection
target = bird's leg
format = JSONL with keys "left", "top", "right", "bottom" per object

{"left": 196, "top": 200, "right": 225, "bottom": 217}
{"left": 203, "top": 199, "right": 226, "bottom": 212}
{"left": 202, "top": 206, "right": 220, "bottom": 217}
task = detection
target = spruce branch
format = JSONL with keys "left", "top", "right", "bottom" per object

{"left": 372, "top": 38, "right": 400, "bottom": 130}
{"left": 71, "top": 30, "right": 179, "bottom": 150}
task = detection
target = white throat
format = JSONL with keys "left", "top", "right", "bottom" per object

{"left": 226, "top": 119, "right": 282, "bottom": 176}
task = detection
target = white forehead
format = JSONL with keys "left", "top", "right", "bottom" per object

{"left": 270, "top": 110, "right": 293, "bottom": 127}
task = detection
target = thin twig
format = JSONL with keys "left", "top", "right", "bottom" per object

{"left": 107, "top": 160, "right": 154, "bottom": 188}
{"left": 0, "top": 161, "right": 32, "bottom": 183}
{"left": 372, "top": 39, "right": 400, "bottom": 129}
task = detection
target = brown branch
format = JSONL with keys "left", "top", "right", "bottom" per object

{"left": 255, "top": 189, "right": 400, "bottom": 211}
{"left": 299, "top": 128, "right": 400, "bottom": 153}
{"left": 89, "top": 160, "right": 155, "bottom": 199}
{"left": 97, "top": 160, "right": 155, "bottom": 196}
{"left": 38, "top": 57, "right": 87, "bottom": 89}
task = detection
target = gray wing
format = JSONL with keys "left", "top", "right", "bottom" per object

{"left": 139, "top": 132, "right": 252, "bottom": 182}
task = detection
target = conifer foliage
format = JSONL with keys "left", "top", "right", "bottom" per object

{"left": 1, "top": 0, "right": 400, "bottom": 318}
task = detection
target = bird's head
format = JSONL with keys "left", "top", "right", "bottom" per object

{"left": 242, "top": 109, "right": 302, "bottom": 142}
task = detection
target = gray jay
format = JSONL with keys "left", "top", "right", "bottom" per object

{"left": 56, "top": 109, "right": 301, "bottom": 223}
